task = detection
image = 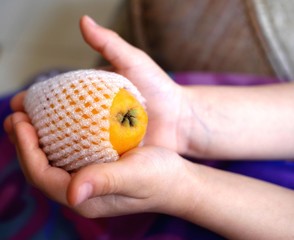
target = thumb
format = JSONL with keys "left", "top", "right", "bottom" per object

{"left": 67, "top": 159, "right": 135, "bottom": 206}
{"left": 67, "top": 146, "right": 178, "bottom": 207}
{"left": 79, "top": 15, "right": 152, "bottom": 71}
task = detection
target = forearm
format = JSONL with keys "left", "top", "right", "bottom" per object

{"left": 181, "top": 83, "right": 294, "bottom": 159}
{"left": 172, "top": 161, "right": 294, "bottom": 240}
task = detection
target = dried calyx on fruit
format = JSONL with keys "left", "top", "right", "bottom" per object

{"left": 24, "top": 69, "right": 148, "bottom": 171}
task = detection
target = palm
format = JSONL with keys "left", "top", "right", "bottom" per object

{"left": 119, "top": 66, "right": 183, "bottom": 151}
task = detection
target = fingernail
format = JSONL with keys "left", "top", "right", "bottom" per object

{"left": 76, "top": 182, "right": 93, "bottom": 205}
{"left": 84, "top": 15, "right": 97, "bottom": 27}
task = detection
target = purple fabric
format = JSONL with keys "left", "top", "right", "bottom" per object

{"left": 172, "top": 72, "right": 283, "bottom": 85}
{"left": 0, "top": 70, "right": 293, "bottom": 239}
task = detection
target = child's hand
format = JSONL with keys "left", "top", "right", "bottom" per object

{"left": 79, "top": 16, "right": 192, "bottom": 154}
{"left": 68, "top": 146, "right": 194, "bottom": 218}
{"left": 5, "top": 112, "right": 196, "bottom": 218}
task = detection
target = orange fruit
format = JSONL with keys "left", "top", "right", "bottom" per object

{"left": 24, "top": 69, "right": 148, "bottom": 171}
{"left": 110, "top": 88, "right": 148, "bottom": 155}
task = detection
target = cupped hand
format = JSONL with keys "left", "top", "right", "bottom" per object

{"left": 5, "top": 112, "right": 196, "bottom": 218}
{"left": 79, "top": 15, "right": 190, "bottom": 153}
{"left": 68, "top": 146, "right": 196, "bottom": 218}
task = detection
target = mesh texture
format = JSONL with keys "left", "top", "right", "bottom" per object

{"left": 24, "top": 69, "right": 145, "bottom": 171}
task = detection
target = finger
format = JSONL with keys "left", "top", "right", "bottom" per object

{"left": 79, "top": 15, "right": 176, "bottom": 102}
{"left": 11, "top": 91, "right": 26, "bottom": 112}
{"left": 4, "top": 112, "right": 30, "bottom": 143}
{"left": 13, "top": 113, "right": 70, "bottom": 205}
{"left": 80, "top": 15, "right": 155, "bottom": 72}
{"left": 67, "top": 150, "right": 151, "bottom": 206}
{"left": 67, "top": 162, "right": 124, "bottom": 206}
{"left": 3, "top": 115, "right": 13, "bottom": 136}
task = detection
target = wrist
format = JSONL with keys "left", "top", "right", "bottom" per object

{"left": 156, "top": 157, "right": 202, "bottom": 219}
{"left": 176, "top": 86, "right": 209, "bottom": 157}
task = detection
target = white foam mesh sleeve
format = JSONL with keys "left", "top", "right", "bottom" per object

{"left": 24, "top": 69, "right": 146, "bottom": 171}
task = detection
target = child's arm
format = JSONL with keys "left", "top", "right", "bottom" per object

{"left": 180, "top": 83, "right": 294, "bottom": 160}
{"left": 181, "top": 161, "right": 294, "bottom": 240}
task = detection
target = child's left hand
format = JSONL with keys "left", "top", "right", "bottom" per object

{"left": 4, "top": 111, "right": 197, "bottom": 218}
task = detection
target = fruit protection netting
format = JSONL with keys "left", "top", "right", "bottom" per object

{"left": 24, "top": 69, "right": 145, "bottom": 171}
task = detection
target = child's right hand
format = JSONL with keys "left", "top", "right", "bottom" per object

{"left": 79, "top": 15, "right": 199, "bottom": 155}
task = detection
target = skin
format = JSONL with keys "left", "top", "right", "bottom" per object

{"left": 3, "top": 15, "right": 294, "bottom": 239}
